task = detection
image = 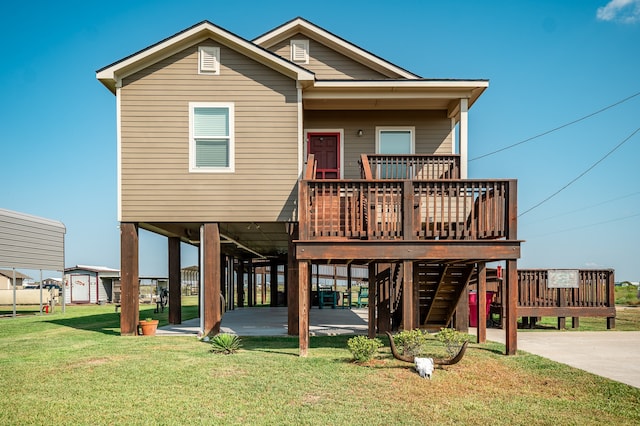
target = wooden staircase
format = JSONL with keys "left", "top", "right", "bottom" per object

{"left": 418, "top": 262, "right": 475, "bottom": 329}
{"left": 375, "top": 262, "right": 475, "bottom": 331}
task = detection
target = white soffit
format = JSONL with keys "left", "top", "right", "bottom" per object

{"left": 303, "top": 80, "right": 489, "bottom": 110}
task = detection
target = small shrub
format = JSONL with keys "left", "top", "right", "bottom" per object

{"left": 209, "top": 333, "right": 242, "bottom": 355}
{"left": 393, "top": 329, "right": 431, "bottom": 357}
{"left": 435, "top": 327, "right": 468, "bottom": 357}
{"left": 347, "top": 335, "right": 383, "bottom": 363}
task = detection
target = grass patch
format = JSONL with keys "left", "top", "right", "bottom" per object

{"left": 1, "top": 304, "right": 640, "bottom": 425}
{"left": 616, "top": 285, "right": 640, "bottom": 306}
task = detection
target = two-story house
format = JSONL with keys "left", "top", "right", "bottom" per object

{"left": 97, "top": 17, "right": 521, "bottom": 355}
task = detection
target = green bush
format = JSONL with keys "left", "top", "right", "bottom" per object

{"left": 393, "top": 329, "right": 431, "bottom": 357}
{"left": 347, "top": 335, "right": 383, "bottom": 363}
{"left": 209, "top": 333, "right": 242, "bottom": 355}
{"left": 435, "top": 327, "right": 468, "bottom": 357}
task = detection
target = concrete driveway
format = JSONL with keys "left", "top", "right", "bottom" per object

{"left": 481, "top": 328, "right": 640, "bottom": 389}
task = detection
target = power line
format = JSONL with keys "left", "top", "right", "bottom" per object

{"left": 520, "top": 191, "right": 640, "bottom": 225}
{"left": 524, "top": 212, "right": 640, "bottom": 239}
{"left": 518, "top": 126, "right": 640, "bottom": 217}
{"left": 470, "top": 90, "right": 640, "bottom": 161}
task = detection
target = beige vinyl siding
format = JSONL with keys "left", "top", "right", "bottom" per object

{"left": 120, "top": 40, "right": 299, "bottom": 222}
{"left": 270, "top": 37, "right": 388, "bottom": 80}
{"left": 304, "top": 110, "right": 453, "bottom": 179}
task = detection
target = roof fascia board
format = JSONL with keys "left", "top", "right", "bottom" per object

{"left": 97, "top": 21, "right": 314, "bottom": 93}
{"left": 303, "top": 89, "right": 479, "bottom": 100}
{"left": 253, "top": 18, "right": 419, "bottom": 79}
{"left": 311, "top": 80, "right": 489, "bottom": 89}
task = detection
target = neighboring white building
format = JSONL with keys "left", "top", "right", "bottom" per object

{"left": 64, "top": 265, "right": 120, "bottom": 304}
{"left": 64, "top": 265, "right": 169, "bottom": 304}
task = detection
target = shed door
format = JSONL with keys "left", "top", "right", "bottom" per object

{"left": 308, "top": 133, "right": 340, "bottom": 179}
{"left": 70, "top": 274, "right": 90, "bottom": 303}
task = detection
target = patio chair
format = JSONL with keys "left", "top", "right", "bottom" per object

{"left": 357, "top": 286, "right": 368, "bottom": 308}
{"left": 318, "top": 285, "right": 337, "bottom": 309}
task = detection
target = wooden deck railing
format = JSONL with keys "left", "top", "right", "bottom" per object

{"left": 517, "top": 269, "right": 615, "bottom": 311}
{"left": 361, "top": 154, "right": 460, "bottom": 180}
{"left": 298, "top": 179, "right": 517, "bottom": 241}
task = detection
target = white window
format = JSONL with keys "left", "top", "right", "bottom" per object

{"left": 290, "top": 39, "right": 309, "bottom": 64}
{"left": 375, "top": 127, "right": 415, "bottom": 178}
{"left": 375, "top": 127, "right": 415, "bottom": 154}
{"left": 189, "top": 102, "right": 234, "bottom": 173}
{"left": 198, "top": 46, "right": 220, "bottom": 74}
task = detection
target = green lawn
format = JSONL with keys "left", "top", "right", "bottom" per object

{"left": 1, "top": 301, "right": 639, "bottom": 425}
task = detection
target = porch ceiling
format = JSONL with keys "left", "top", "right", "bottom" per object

{"left": 303, "top": 81, "right": 488, "bottom": 113}
{"left": 141, "top": 222, "right": 290, "bottom": 260}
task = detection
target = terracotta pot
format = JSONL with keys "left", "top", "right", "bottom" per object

{"left": 138, "top": 319, "right": 159, "bottom": 336}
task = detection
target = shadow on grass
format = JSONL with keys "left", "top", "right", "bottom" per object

{"left": 44, "top": 305, "right": 199, "bottom": 336}
{"left": 240, "top": 334, "right": 362, "bottom": 356}
{"left": 45, "top": 311, "right": 122, "bottom": 336}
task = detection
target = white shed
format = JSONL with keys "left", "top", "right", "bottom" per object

{"left": 64, "top": 265, "right": 120, "bottom": 304}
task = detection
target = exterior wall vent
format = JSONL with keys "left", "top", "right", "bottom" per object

{"left": 290, "top": 40, "right": 309, "bottom": 64}
{"left": 199, "top": 46, "right": 220, "bottom": 74}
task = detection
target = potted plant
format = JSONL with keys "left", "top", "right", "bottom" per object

{"left": 138, "top": 317, "right": 159, "bottom": 336}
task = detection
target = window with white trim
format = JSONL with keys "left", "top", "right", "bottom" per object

{"left": 189, "top": 102, "right": 234, "bottom": 172}
{"left": 290, "top": 39, "right": 309, "bottom": 64}
{"left": 376, "top": 127, "right": 415, "bottom": 154}
{"left": 198, "top": 46, "right": 220, "bottom": 74}
{"left": 375, "top": 127, "right": 415, "bottom": 178}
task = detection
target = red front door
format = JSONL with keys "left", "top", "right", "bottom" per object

{"left": 308, "top": 133, "right": 340, "bottom": 179}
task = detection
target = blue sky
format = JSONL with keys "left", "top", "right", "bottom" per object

{"left": 2, "top": 0, "right": 639, "bottom": 280}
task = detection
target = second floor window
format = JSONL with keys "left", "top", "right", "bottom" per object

{"left": 189, "top": 102, "right": 235, "bottom": 172}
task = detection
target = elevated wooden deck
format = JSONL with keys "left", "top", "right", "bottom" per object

{"left": 293, "top": 154, "right": 522, "bottom": 355}
{"left": 297, "top": 154, "right": 520, "bottom": 261}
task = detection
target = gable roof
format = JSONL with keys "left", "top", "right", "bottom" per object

{"left": 65, "top": 265, "right": 120, "bottom": 274}
{"left": 0, "top": 269, "right": 31, "bottom": 280}
{"left": 96, "top": 20, "right": 315, "bottom": 94}
{"left": 253, "top": 17, "right": 420, "bottom": 79}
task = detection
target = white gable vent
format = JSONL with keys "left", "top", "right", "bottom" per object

{"left": 290, "top": 39, "right": 309, "bottom": 64}
{"left": 199, "top": 46, "right": 220, "bottom": 74}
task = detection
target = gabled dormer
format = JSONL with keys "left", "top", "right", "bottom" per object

{"left": 254, "top": 17, "right": 420, "bottom": 80}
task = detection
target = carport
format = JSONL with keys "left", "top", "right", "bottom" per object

{"left": 0, "top": 208, "right": 66, "bottom": 316}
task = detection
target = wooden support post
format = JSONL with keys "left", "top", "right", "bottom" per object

{"left": 220, "top": 254, "right": 227, "bottom": 311}
{"left": 202, "top": 223, "right": 221, "bottom": 336}
{"left": 558, "top": 289, "right": 566, "bottom": 330}
{"left": 571, "top": 317, "right": 579, "bottom": 329}
{"left": 168, "top": 236, "right": 181, "bottom": 325}
{"left": 299, "top": 261, "right": 309, "bottom": 356}
{"left": 247, "top": 259, "right": 254, "bottom": 307}
{"left": 287, "top": 224, "right": 299, "bottom": 335}
{"left": 505, "top": 259, "right": 518, "bottom": 355}
{"left": 283, "top": 263, "right": 288, "bottom": 307}
{"left": 402, "top": 180, "right": 416, "bottom": 239}
{"left": 270, "top": 260, "right": 278, "bottom": 307}
{"left": 378, "top": 265, "right": 391, "bottom": 333}
{"left": 120, "top": 223, "right": 139, "bottom": 336}
{"left": 455, "top": 286, "right": 469, "bottom": 333}
{"left": 477, "top": 262, "right": 487, "bottom": 344}
{"left": 402, "top": 261, "right": 415, "bottom": 331}
{"left": 236, "top": 260, "right": 245, "bottom": 308}
{"left": 607, "top": 270, "right": 615, "bottom": 329}
{"left": 197, "top": 245, "right": 201, "bottom": 314}
{"left": 368, "top": 263, "right": 377, "bottom": 338}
